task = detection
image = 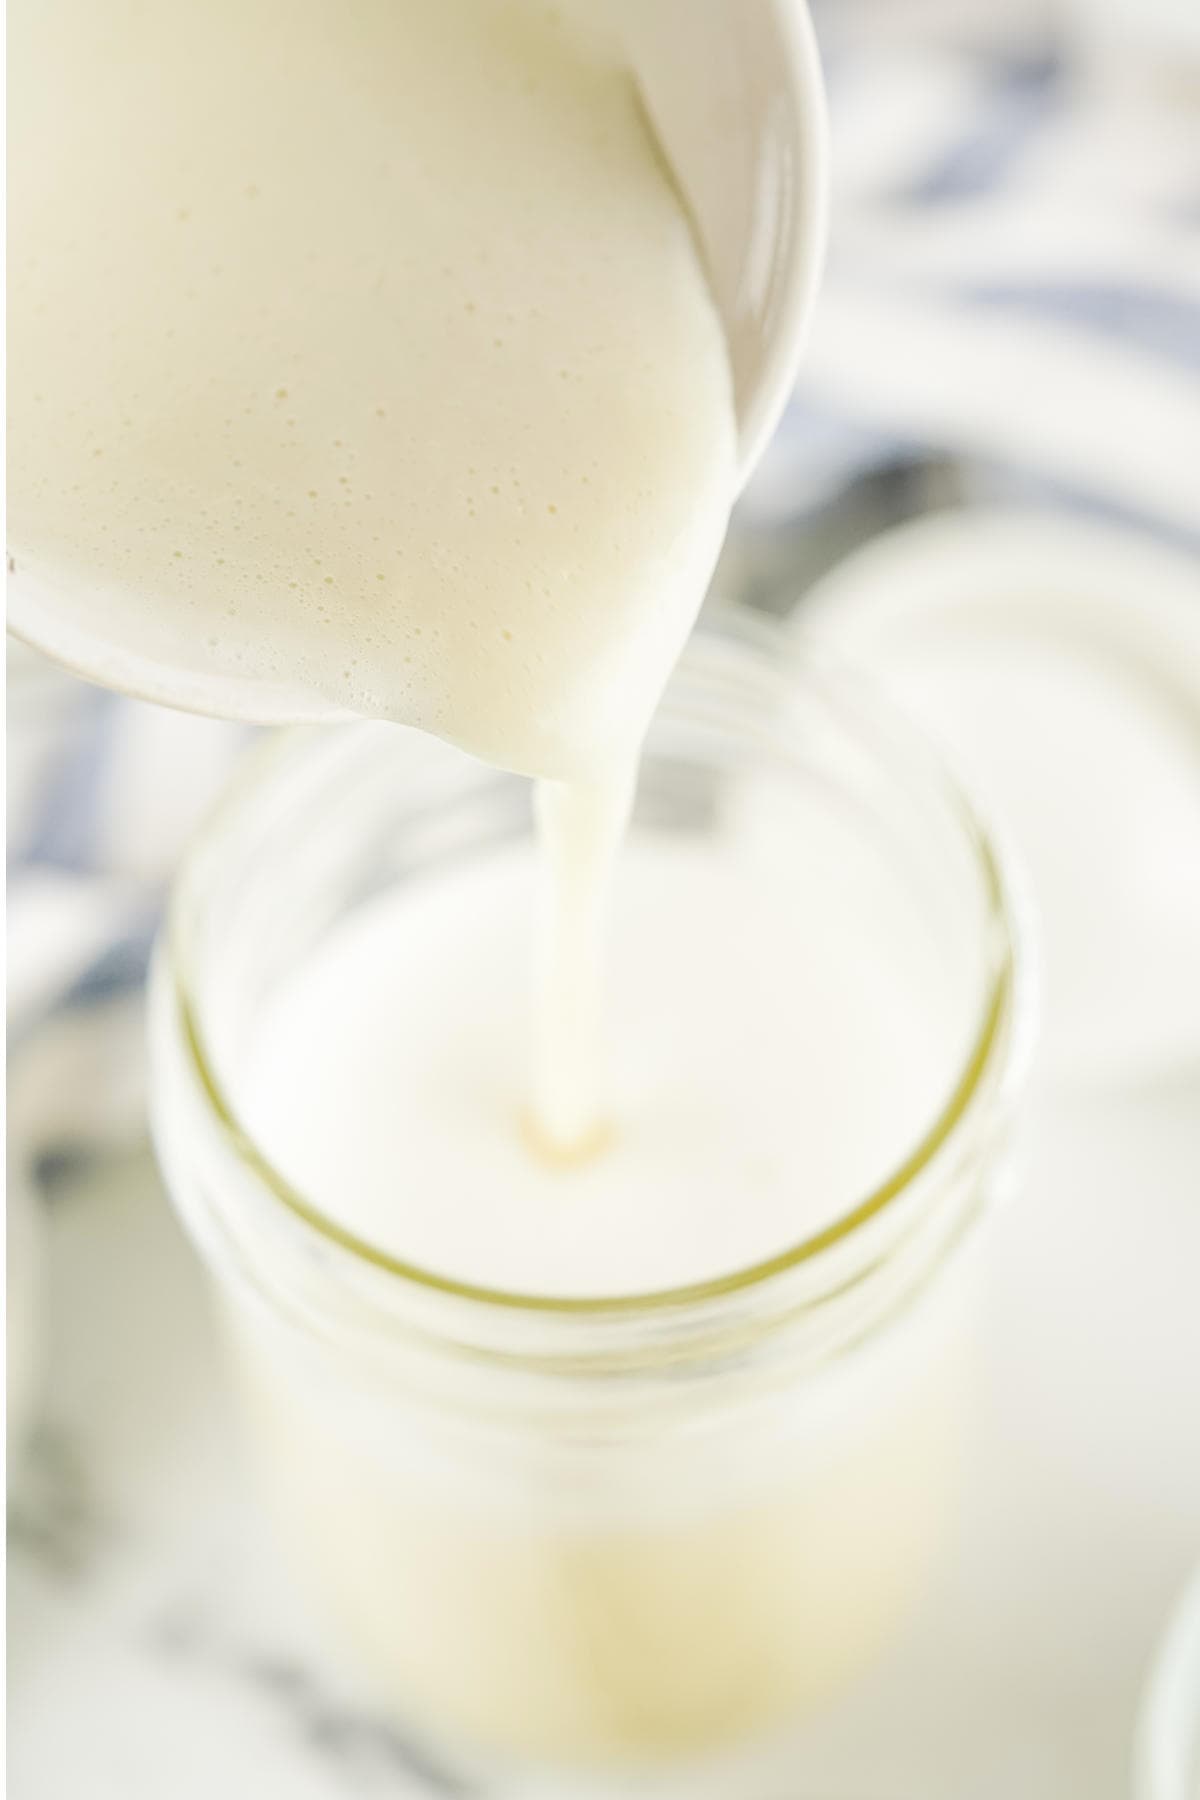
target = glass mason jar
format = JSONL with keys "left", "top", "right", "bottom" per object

{"left": 149, "top": 611, "right": 1032, "bottom": 1785}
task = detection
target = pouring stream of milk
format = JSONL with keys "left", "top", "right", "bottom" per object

{"left": 532, "top": 759, "right": 639, "bottom": 1153}
{"left": 9, "top": 0, "right": 737, "bottom": 1152}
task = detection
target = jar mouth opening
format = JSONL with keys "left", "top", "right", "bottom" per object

{"left": 166, "top": 610, "right": 1028, "bottom": 1320}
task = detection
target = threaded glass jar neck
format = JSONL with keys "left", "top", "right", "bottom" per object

{"left": 152, "top": 609, "right": 1031, "bottom": 1397}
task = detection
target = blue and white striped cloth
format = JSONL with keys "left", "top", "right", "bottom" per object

{"left": 9, "top": 6, "right": 1200, "bottom": 1181}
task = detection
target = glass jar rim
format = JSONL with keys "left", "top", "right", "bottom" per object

{"left": 164, "top": 606, "right": 1031, "bottom": 1321}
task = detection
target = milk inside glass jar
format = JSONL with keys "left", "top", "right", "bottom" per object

{"left": 151, "top": 615, "right": 1028, "bottom": 1774}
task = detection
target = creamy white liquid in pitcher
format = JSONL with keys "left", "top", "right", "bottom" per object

{"left": 9, "top": 0, "right": 735, "bottom": 1148}
{"left": 9, "top": 0, "right": 734, "bottom": 766}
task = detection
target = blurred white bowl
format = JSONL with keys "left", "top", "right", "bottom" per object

{"left": 795, "top": 508, "right": 1200, "bottom": 1091}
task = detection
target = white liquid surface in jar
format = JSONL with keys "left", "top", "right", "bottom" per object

{"left": 240, "top": 814, "right": 962, "bottom": 1296}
